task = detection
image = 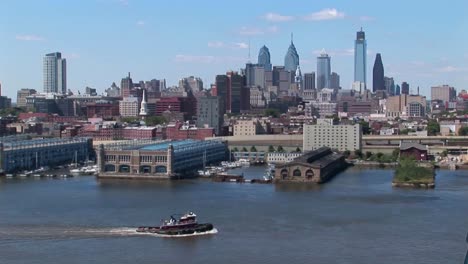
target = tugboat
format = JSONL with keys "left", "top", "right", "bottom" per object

{"left": 136, "top": 212, "right": 214, "bottom": 236}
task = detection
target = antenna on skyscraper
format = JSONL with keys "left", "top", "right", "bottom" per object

{"left": 291, "top": 32, "right": 294, "bottom": 44}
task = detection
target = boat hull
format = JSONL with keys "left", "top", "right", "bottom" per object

{"left": 136, "top": 223, "right": 214, "bottom": 235}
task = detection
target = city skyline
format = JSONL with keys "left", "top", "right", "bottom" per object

{"left": 1, "top": 0, "right": 468, "bottom": 100}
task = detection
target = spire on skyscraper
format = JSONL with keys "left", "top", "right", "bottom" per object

{"left": 284, "top": 33, "right": 300, "bottom": 72}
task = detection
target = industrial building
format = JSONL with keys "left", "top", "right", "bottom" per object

{"left": 97, "top": 139, "right": 227, "bottom": 179}
{"left": 274, "top": 147, "right": 347, "bottom": 183}
{"left": 0, "top": 136, "right": 93, "bottom": 173}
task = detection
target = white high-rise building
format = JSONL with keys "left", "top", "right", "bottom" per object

{"left": 43, "top": 52, "right": 66, "bottom": 94}
{"left": 303, "top": 121, "right": 361, "bottom": 152}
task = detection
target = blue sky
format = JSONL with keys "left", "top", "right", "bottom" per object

{"left": 1, "top": 0, "right": 468, "bottom": 100}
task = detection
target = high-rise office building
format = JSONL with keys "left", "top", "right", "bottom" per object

{"left": 317, "top": 50, "right": 331, "bottom": 90}
{"left": 395, "top": 84, "right": 401, "bottom": 95}
{"left": 384, "top": 77, "right": 395, "bottom": 96}
{"left": 258, "top": 45, "right": 272, "bottom": 71}
{"left": 17, "top": 88, "right": 37, "bottom": 108}
{"left": 304, "top": 72, "right": 315, "bottom": 90}
{"left": 372, "top": 53, "right": 385, "bottom": 92}
{"left": 121, "top": 72, "right": 134, "bottom": 97}
{"left": 330, "top": 72, "right": 340, "bottom": 89}
{"left": 215, "top": 72, "right": 248, "bottom": 114}
{"left": 284, "top": 34, "right": 299, "bottom": 72}
{"left": 401, "top": 82, "right": 409, "bottom": 95}
{"left": 354, "top": 28, "right": 367, "bottom": 87}
{"left": 245, "top": 63, "right": 265, "bottom": 88}
{"left": 43, "top": 52, "right": 66, "bottom": 94}
{"left": 179, "top": 76, "right": 203, "bottom": 93}
{"left": 431, "top": 85, "right": 456, "bottom": 104}
{"left": 197, "top": 96, "right": 223, "bottom": 135}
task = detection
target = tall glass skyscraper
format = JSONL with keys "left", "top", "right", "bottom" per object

{"left": 372, "top": 53, "right": 385, "bottom": 92}
{"left": 258, "top": 45, "right": 272, "bottom": 71}
{"left": 354, "top": 28, "right": 367, "bottom": 87}
{"left": 317, "top": 50, "right": 331, "bottom": 90}
{"left": 43, "top": 52, "right": 66, "bottom": 94}
{"left": 284, "top": 34, "right": 299, "bottom": 72}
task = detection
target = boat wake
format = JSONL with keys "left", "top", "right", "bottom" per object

{"left": 106, "top": 227, "right": 219, "bottom": 238}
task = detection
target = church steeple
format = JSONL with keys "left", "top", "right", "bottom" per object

{"left": 139, "top": 89, "right": 148, "bottom": 117}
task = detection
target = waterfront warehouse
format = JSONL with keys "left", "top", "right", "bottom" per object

{"left": 0, "top": 137, "right": 93, "bottom": 173}
{"left": 274, "top": 147, "right": 347, "bottom": 183}
{"left": 97, "top": 139, "right": 227, "bottom": 179}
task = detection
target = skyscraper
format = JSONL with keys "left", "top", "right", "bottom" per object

{"left": 317, "top": 49, "right": 331, "bottom": 90}
{"left": 384, "top": 77, "right": 395, "bottom": 96}
{"left": 258, "top": 45, "right": 272, "bottom": 71}
{"left": 372, "top": 53, "right": 385, "bottom": 92}
{"left": 215, "top": 72, "right": 248, "bottom": 114}
{"left": 43, "top": 52, "right": 66, "bottom": 94}
{"left": 330, "top": 72, "right": 340, "bottom": 89}
{"left": 284, "top": 34, "right": 299, "bottom": 72}
{"left": 245, "top": 63, "right": 265, "bottom": 88}
{"left": 401, "top": 82, "right": 409, "bottom": 95}
{"left": 304, "top": 72, "right": 315, "bottom": 90}
{"left": 354, "top": 28, "right": 367, "bottom": 87}
{"left": 395, "top": 84, "right": 401, "bottom": 95}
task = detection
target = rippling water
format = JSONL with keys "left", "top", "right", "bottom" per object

{"left": 0, "top": 168, "right": 467, "bottom": 264}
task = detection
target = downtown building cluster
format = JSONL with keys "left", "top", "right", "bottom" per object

{"left": 0, "top": 29, "right": 466, "bottom": 144}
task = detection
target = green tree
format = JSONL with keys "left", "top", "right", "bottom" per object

{"left": 250, "top": 146, "right": 257, "bottom": 152}
{"left": 359, "top": 120, "right": 371, "bottom": 135}
{"left": 145, "top": 116, "right": 167, "bottom": 126}
{"left": 277, "top": 146, "right": 285, "bottom": 152}
{"left": 343, "top": 150, "right": 351, "bottom": 158}
{"left": 441, "top": 150, "right": 448, "bottom": 157}
{"left": 459, "top": 126, "right": 468, "bottom": 136}
{"left": 264, "top": 108, "right": 280, "bottom": 118}
{"left": 121, "top": 117, "right": 139, "bottom": 123}
{"left": 392, "top": 148, "right": 400, "bottom": 160}
{"left": 232, "top": 147, "right": 239, "bottom": 152}
{"left": 354, "top": 149, "right": 363, "bottom": 159}
{"left": 376, "top": 152, "right": 384, "bottom": 159}
{"left": 241, "top": 147, "right": 248, "bottom": 152}
{"left": 295, "top": 147, "right": 301, "bottom": 153}
{"left": 268, "top": 145, "right": 276, "bottom": 152}
{"left": 365, "top": 151, "right": 372, "bottom": 159}
{"left": 427, "top": 119, "right": 440, "bottom": 136}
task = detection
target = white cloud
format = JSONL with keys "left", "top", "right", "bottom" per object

{"left": 119, "top": 0, "right": 128, "bottom": 6}
{"left": 436, "top": 66, "right": 468, "bottom": 73}
{"left": 233, "top": 42, "right": 248, "bottom": 49}
{"left": 208, "top": 41, "right": 248, "bottom": 49}
{"left": 174, "top": 54, "right": 244, "bottom": 64}
{"left": 136, "top": 20, "right": 145, "bottom": 26}
{"left": 262, "top": 12, "right": 294, "bottom": 22}
{"left": 15, "top": 35, "right": 45, "bottom": 41}
{"left": 304, "top": 8, "right": 345, "bottom": 21}
{"left": 207, "top": 41, "right": 225, "bottom": 48}
{"left": 238, "top": 25, "right": 279, "bottom": 36}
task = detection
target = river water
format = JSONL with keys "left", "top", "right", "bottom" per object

{"left": 0, "top": 167, "right": 467, "bottom": 264}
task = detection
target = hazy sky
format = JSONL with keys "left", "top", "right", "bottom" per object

{"left": 1, "top": 0, "right": 468, "bottom": 100}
